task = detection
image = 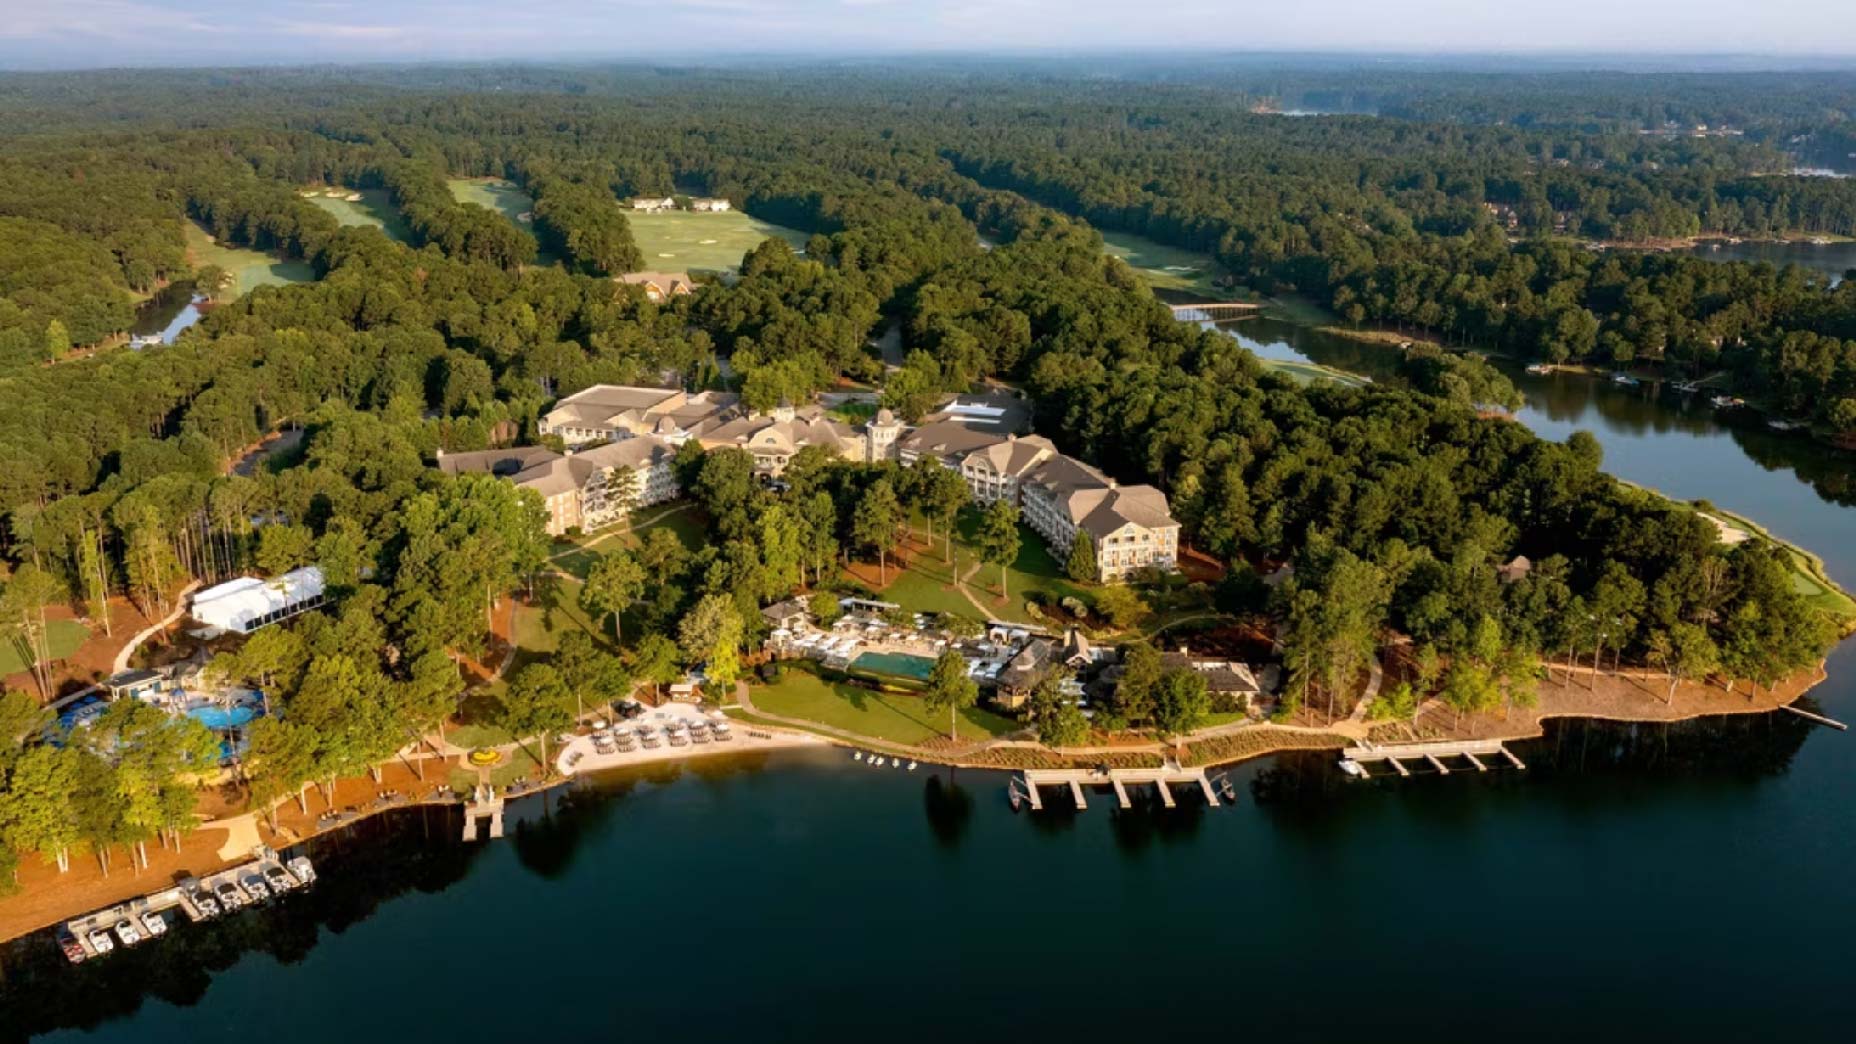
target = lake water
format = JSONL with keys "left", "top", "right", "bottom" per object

{"left": 1677, "top": 239, "right": 1856, "bottom": 286}
{"left": 9, "top": 687, "right": 1855, "bottom": 1043}
{"left": 1221, "top": 316, "right": 1856, "bottom": 589}
{"left": 10, "top": 273, "right": 1856, "bottom": 1043}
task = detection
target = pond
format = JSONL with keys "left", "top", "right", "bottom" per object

{"left": 128, "top": 282, "right": 206, "bottom": 345}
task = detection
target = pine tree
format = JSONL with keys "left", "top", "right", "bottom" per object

{"left": 1065, "top": 531, "right": 1098, "bottom": 583}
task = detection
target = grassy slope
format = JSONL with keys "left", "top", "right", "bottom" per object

{"left": 185, "top": 221, "right": 314, "bottom": 298}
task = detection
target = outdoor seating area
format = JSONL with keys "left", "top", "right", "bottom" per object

{"left": 553, "top": 704, "right": 752, "bottom": 776}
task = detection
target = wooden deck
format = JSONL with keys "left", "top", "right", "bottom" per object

{"left": 1341, "top": 738, "right": 1526, "bottom": 776}
{"left": 1017, "top": 764, "right": 1230, "bottom": 811}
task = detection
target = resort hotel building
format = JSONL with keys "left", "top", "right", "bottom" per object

{"left": 457, "top": 383, "right": 1180, "bottom": 579}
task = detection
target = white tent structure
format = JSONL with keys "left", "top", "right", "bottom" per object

{"left": 190, "top": 566, "right": 328, "bottom": 635}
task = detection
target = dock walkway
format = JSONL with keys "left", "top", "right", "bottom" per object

{"left": 1341, "top": 738, "right": 1526, "bottom": 776}
{"left": 1017, "top": 764, "right": 1228, "bottom": 812}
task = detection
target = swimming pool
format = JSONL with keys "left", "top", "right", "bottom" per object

{"left": 187, "top": 704, "right": 260, "bottom": 729}
{"left": 849, "top": 651, "right": 937, "bottom": 680}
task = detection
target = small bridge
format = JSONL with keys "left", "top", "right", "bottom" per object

{"left": 1170, "top": 302, "right": 1262, "bottom": 322}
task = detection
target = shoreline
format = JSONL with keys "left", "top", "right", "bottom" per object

{"left": 0, "top": 725, "right": 824, "bottom": 947}
{"left": 0, "top": 670, "right": 1830, "bottom": 947}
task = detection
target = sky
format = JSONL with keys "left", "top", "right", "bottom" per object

{"left": 2, "top": 0, "right": 1854, "bottom": 70}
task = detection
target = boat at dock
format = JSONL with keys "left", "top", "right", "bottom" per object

{"left": 1610, "top": 372, "right": 1641, "bottom": 387}
{"left": 1525, "top": 363, "right": 1554, "bottom": 375}
{"left": 1711, "top": 394, "right": 1746, "bottom": 409}
{"left": 58, "top": 849, "right": 313, "bottom": 965}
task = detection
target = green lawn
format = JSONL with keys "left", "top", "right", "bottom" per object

{"left": 1262, "top": 357, "right": 1374, "bottom": 389}
{"left": 750, "top": 669, "right": 1018, "bottom": 746}
{"left": 1707, "top": 508, "right": 1856, "bottom": 626}
{"left": 0, "top": 619, "right": 89, "bottom": 676}
{"left": 306, "top": 188, "right": 414, "bottom": 243}
{"left": 550, "top": 501, "right": 708, "bottom": 580}
{"left": 1101, "top": 230, "right": 1225, "bottom": 296}
{"left": 448, "top": 178, "right": 534, "bottom": 223}
{"left": 876, "top": 518, "right": 1088, "bottom": 626}
{"left": 447, "top": 178, "right": 558, "bottom": 265}
{"left": 625, "top": 209, "right": 809, "bottom": 274}
{"left": 185, "top": 221, "right": 315, "bottom": 299}
{"left": 513, "top": 576, "right": 608, "bottom": 657}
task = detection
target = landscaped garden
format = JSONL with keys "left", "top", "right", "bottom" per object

{"left": 876, "top": 516, "right": 1090, "bottom": 627}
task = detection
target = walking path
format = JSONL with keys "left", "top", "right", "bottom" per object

{"left": 111, "top": 579, "right": 203, "bottom": 674}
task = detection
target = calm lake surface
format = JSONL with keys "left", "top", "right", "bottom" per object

{"left": 10, "top": 302, "right": 1856, "bottom": 1043}
{"left": 1677, "top": 239, "right": 1856, "bottom": 286}
{"left": 129, "top": 282, "right": 206, "bottom": 345}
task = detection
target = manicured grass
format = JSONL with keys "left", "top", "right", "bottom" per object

{"left": 185, "top": 221, "right": 314, "bottom": 298}
{"left": 305, "top": 188, "right": 414, "bottom": 243}
{"left": 1100, "top": 230, "right": 1225, "bottom": 296}
{"left": 1710, "top": 508, "right": 1856, "bottom": 625}
{"left": 625, "top": 208, "right": 810, "bottom": 274}
{"left": 1262, "top": 357, "right": 1374, "bottom": 389}
{"left": 445, "top": 721, "right": 515, "bottom": 750}
{"left": 513, "top": 576, "right": 607, "bottom": 656}
{"left": 0, "top": 619, "right": 89, "bottom": 676}
{"left": 448, "top": 178, "right": 534, "bottom": 223}
{"left": 876, "top": 518, "right": 1089, "bottom": 626}
{"left": 447, "top": 178, "right": 558, "bottom": 265}
{"left": 634, "top": 501, "right": 707, "bottom": 552}
{"left": 550, "top": 501, "right": 709, "bottom": 580}
{"left": 751, "top": 669, "right": 1018, "bottom": 745}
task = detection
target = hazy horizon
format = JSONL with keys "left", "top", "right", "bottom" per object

{"left": 4, "top": 1, "right": 1856, "bottom": 72}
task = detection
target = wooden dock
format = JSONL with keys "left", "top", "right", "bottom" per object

{"left": 1016, "top": 764, "right": 1227, "bottom": 813}
{"left": 62, "top": 848, "right": 311, "bottom": 961}
{"left": 462, "top": 786, "right": 506, "bottom": 841}
{"left": 1341, "top": 738, "right": 1525, "bottom": 777}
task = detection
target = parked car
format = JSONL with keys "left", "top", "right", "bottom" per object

{"left": 87, "top": 928, "right": 115, "bottom": 954}
{"left": 139, "top": 911, "right": 168, "bottom": 937}
{"left": 113, "top": 919, "right": 142, "bottom": 947}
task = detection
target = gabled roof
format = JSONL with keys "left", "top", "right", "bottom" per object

{"left": 963, "top": 434, "right": 1058, "bottom": 478}
{"left": 1063, "top": 484, "right": 1177, "bottom": 540}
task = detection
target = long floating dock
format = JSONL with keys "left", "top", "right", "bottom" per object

{"left": 60, "top": 849, "right": 314, "bottom": 964}
{"left": 1340, "top": 738, "right": 1525, "bottom": 777}
{"left": 1015, "top": 764, "right": 1227, "bottom": 812}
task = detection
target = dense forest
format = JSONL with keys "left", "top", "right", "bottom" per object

{"left": 0, "top": 63, "right": 1846, "bottom": 879}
